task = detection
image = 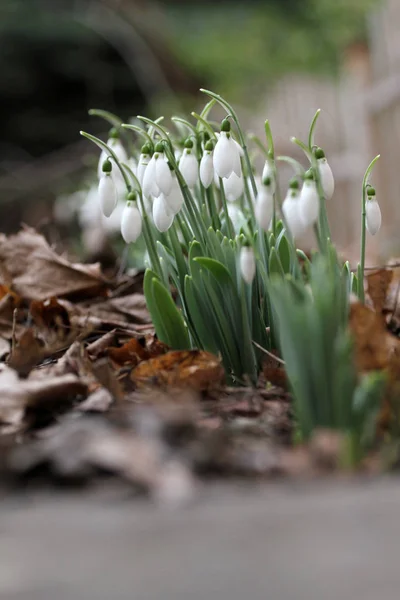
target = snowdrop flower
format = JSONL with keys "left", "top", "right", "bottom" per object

{"left": 213, "top": 119, "right": 242, "bottom": 179}
{"left": 121, "top": 193, "right": 142, "bottom": 243}
{"left": 240, "top": 246, "right": 256, "bottom": 284}
{"left": 261, "top": 158, "right": 276, "bottom": 194}
{"left": 98, "top": 159, "right": 118, "bottom": 217}
{"left": 315, "top": 147, "right": 334, "bottom": 200}
{"left": 365, "top": 188, "right": 381, "bottom": 235}
{"left": 199, "top": 141, "right": 215, "bottom": 188}
{"left": 153, "top": 194, "right": 174, "bottom": 232}
{"left": 137, "top": 144, "right": 152, "bottom": 187}
{"left": 255, "top": 179, "right": 274, "bottom": 231}
{"left": 97, "top": 129, "right": 128, "bottom": 179}
{"left": 282, "top": 179, "right": 305, "bottom": 238}
{"left": 143, "top": 142, "right": 172, "bottom": 198}
{"left": 298, "top": 173, "right": 319, "bottom": 228}
{"left": 179, "top": 139, "right": 199, "bottom": 188}
{"left": 227, "top": 204, "right": 247, "bottom": 234}
{"left": 164, "top": 172, "right": 184, "bottom": 215}
{"left": 223, "top": 172, "right": 244, "bottom": 202}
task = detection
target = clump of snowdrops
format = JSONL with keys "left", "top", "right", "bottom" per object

{"left": 81, "top": 90, "right": 385, "bottom": 455}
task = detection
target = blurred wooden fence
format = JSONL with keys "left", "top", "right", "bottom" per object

{"left": 253, "top": 0, "right": 400, "bottom": 261}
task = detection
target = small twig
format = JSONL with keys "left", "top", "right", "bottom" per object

{"left": 11, "top": 308, "right": 18, "bottom": 355}
{"left": 252, "top": 340, "right": 286, "bottom": 365}
{"left": 351, "top": 262, "right": 400, "bottom": 272}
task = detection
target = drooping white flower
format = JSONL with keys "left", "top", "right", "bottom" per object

{"left": 223, "top": 172, "right": 244, "bottom": 202}
{"left": 164, "top": 172, "right": 184, "bottom": 215}
{"left": 255, "top": 183, "right": 274, "bottom": 231}
{"left": 200, "top": 150, "right": 214, "bottom": 188}
{"left": 137, "top": 145, "right": 152, "bottom": 186}
{"left": 98, "top": 173, "right": 118, "bottom": 218}
{"left": 97, "top": 134, "right": 127, "bottom": 179}
{"left": 121, "top": 200, "right": 142, "bottom": 243}
{"left": 153, "top": 194, "right": 174, "bottom": 232}
{"left": 142, "top": 155, "right": 160, "bottom": 198}
{"left": 298, "top": 177, "right": 319, "bottom": 228}
{"left": 240, "top": 246, "right": 256, "bottom": 284}
{"left": 366, "top": 192, "right": 381, "bottom": 235}
{"left": 213, "top": 120, "right": 242, "bottom": 179}
{"left": 318, "top": 158, "right": 334, "bottom": 201}
{"left": 282, "top": 184, "right": 305, "bottom": 238}
{"left": 261, "top": 159, "right": 276, "bottom": 194}
{"left": 144, "top": 144, "right": 172, "bottom": 197}
{"left": 179, "top": 146, "right": 199, "bottom": 188}
{"left": 227, "top": 204, "right": 247, "bottom": 234}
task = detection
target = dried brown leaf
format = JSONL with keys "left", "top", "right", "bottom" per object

{"left": 7, "top": 329, "right": 46, "bottom": 376}
{"left": 367, "top": 269, "right": 393, "bottom": 317}
{"left": 0, "top": 228, "right": 109, "bottom": 301}
{"left": 131, "top": 350, "right": 225, "bottom": 391}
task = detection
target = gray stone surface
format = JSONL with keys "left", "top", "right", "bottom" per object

{"left": 1, "top": 478, "right": 400, "bottom": 599}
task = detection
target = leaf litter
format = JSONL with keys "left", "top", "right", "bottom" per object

{"left": 1, "top": 230, "right": 400, "bottom": 503}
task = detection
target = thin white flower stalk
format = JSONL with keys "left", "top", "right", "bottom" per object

{"left": 98, "top": 159, "right": 118, "bottom": 217}
{"left": 365, "top": 188, "right": 381, "bottom": 235}
{"left": 164, "top": 172, "right": 184, "bottom": 215}
{"left": 137, "top": 144, "right": 152, "bottom": 186}
{"left": 199, "top": 140, "right": 215, "bottom": 188}
{"left": 255, "top": 180, "right": 274, "bottom": 231}
{"left": 213, "top": 119, "right": 242, "bottom": 179}
{"left": 179, "top": 139, "right": 199, "bottom": 188}
{"left": 282, "top": 179, "right": 305, "bottom": 238}
{"left": 315, "top": 147, "right": 334, "bottom": 200}
{"left": 121, "top": 194, "right": 142, "bottom": 243}
{"left": 223, "top": 172, "right": 244, "bottom": 202}
{"left": 240, "top": 246, "right": 256, "bottom": 284}
{"left": 299, "top": 173, "right": 319, "bottom": 228}
{"left": 153, "top": 194, "right": 174, "bottom": 232}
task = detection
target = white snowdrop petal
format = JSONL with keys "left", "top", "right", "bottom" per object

{"left": 366, "top": 199, "right": 381, "bottom": 235}
{"left": 299, "top": 180, "right": 319, "bottom": 227}
{"left": 282, "top": 191, "right": 305, "bottom": 238}
{"left": 223, "top": 172, "right": 244, "bottom": 202}
{"left": 137, "top": 154, "right": 150, "bottom": 186}
{"left": 142, "top": 156, "right": 160, "bottom": 198}
{"left": 98, "top": 174, "right": 118, "bottom": 218}
{"left": 164, "top": 175, "right": 184, "bottom": 215}
{"left": 179, "top": 150, "right": 199, "bottom": 188}
{"left": 213, "top": 133, "right": 234, "bottom": 178}
{"left": 97, "top": 149, "right": 107, "bottom": 179}
{"left": 121, "top": 202, "right": 142, "bottom": 243}
{"left": 153, "top": 194, "right": 174, "bottom": 232}
{"left": 318, "top": 158, "right": 335, "bottom": 201}
{"left": 199, "top": 152, "right": 214, "bottom": 188}
{"left": 261, "top": 160, "right": 276, "bottom": 194}
{"left": 155, "top": 154, "right": 173, "bottom": 195}
{"left": 233, "top": 139, "right": 244, "bottom": 156}
{"left": 231, "top": 143, "right": 242, "bottom": 177}
{"left": 255, "top": 190, "right": 274, "bottom": 231}
{"left": 108, "top": 138, "right": 128, "bottom": 163}
{"left": 227, "top": 204, "right": 247, "bottom": 234}
{"left": 240, "top": 247, "right": 256, "bottom": 284}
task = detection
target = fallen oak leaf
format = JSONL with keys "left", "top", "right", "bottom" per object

{"left": 367, "top": 269, "right": 393, "bottom": 319}
{"left": 131, "top": 350, "right": 225, "bottom": 391}
{"left": 0, "top": 227, "right": 109, "bottom": 301}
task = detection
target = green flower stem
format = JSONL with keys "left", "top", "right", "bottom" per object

{"left": 175, "top": 212, "right": 192, "bottom": 247}
{"left": 308, "top": 108, "right": 321, "bottom": 150}
{"left": 172, "top": 116, "right": 198, "bottom": 138}
{"left": 205, "top": 185, "right": 219, "bottom": 229}
{"left": 88, "top": 109, "right": 135, "bottom": 157}
{"left": 121, "top": 124, "right": 154, "bottom": 151}
{"left": 137, "top": 116, "right": 174, "bottom": 153}
{"left": 219, "top": 177, "right": 234, "bottom": 239}
{"left": 276, "top": 156, "right": 305, "bottom": 177}
{"left": 358, "top": 154, "right": 380, "bottom": 302}
{"left": 191, "top": 112, "right": 217, "bottom": 140}
{"left": 80, "top": 131, "right": 132, "bottom": 192}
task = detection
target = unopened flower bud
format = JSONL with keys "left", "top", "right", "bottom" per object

{"left": 240, "top": 246, "right": 256, "bottom": 284}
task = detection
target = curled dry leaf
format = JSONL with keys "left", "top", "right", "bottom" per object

{"left": 0, "top": 227, "right": 109, "bottom": 301}
{"left": 8, "top": 329, "right": 46, "bottom": 376}
{"left": 107, "top": 335, "right": 167, "bottom": 367}
{"left": 367, "top": 269, "right": 393, "bottom": 318}
{"left": 131, "top": 350, "right": 225, "bottom": 391}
